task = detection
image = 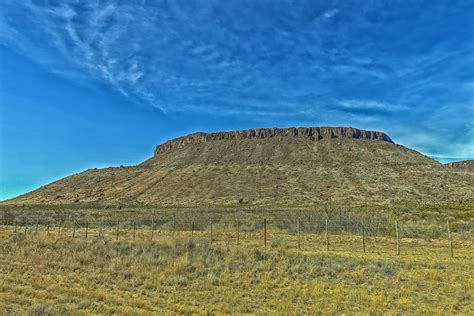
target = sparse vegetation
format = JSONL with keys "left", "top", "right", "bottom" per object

{"left": 1, "top": 206, "right": 473, "bottom": 314}
{"left": 3, "top": 133, "right": 473, "bottom": 207}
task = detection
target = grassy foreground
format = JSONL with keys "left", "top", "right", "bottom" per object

{"left": 1, "top": 228, "right": 473, "bottom": 314}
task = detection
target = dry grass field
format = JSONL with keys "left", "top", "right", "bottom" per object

{"left": 1, "top": 214, "right": 473, "bottom": 314}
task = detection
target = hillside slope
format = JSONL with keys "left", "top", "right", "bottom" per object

{"left": 3, "top": 127, "right": 473, "bottom": 207}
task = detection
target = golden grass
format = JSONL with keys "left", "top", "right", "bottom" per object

{"left": 1, "top": 226, "right": 473, "bottom": 314}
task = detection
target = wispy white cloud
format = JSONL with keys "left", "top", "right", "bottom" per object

{"left": 337, "top": 100, "right": 408, "bottom": 112}
{"left": 0, "top": 0, "right": 473, "bottom": 158}
{"left": 331, "top": 64, "right": 388, "bottom": 80}
{"left": 323, "top": 9, "right": 339, "bottom": 19}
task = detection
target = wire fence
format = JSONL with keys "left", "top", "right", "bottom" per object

{"left": 1, "top": 210, "right": 472, "bottom": 258}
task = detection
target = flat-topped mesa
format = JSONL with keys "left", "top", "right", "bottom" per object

{"left": 154, "top": 127, "right": 393, "bottom": 156}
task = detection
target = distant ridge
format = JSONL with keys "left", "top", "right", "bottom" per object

{"left": 445, "top": 160, "right": 474, "bottom": 170}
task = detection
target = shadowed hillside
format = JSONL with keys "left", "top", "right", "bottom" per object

{"left": 3, "top": 127, "right": 473, "bottom": 207}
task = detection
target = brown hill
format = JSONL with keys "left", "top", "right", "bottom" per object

{"left": 2, "top": 127, "right": 473, "bottom": 207}
{"left": 445, "top": 160, "right": 474, "bottom": 170}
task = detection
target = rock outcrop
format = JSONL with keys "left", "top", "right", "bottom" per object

{"left": 445, "top": 160, "right": 474, "bottom": 170}
{"left": 155, "top": 127, "right": 392, "bottom": 156}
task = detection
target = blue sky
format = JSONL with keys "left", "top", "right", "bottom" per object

{"left": 1, "top": 0, "right": 473, "bottom": 200}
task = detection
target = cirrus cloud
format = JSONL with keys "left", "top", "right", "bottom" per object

{"left": 0, "top": 0, "right": 473, "bottom": 159}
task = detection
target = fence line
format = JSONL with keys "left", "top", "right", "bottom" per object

{"left": 3, "top": 213, "right": 471, "bottom": 237}
{"left": 1, "top": 214, "right": 470, "bottom": 258}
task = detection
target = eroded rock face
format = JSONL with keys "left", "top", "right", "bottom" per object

{"left": 154, "top": 127, "right": 393, "bottom": 156}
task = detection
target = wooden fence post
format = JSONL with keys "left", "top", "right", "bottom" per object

{"left": 116, "top": 219, "right": 119, "bottom": 241}
{"left": 395, "top": 220, "right": 400, "bottom": 256}
{"left": 73, "top": 221, "right": 76, "bottom": 238}
{"left": 210, "top": 219, "right": 213, "bottom": 244}
{"left": 151, "top": 218, "right": 155, "bottom": 241}
{"left": 264, "top": 218, "right": 267, "bottom": 248}
{"left": 15, "top": 221, "right": 17, "bottom": 233}
{"left": 297, "top": 219, "right": 301, "bottom": 250}
{"left": 133, "top": 220, "right": 136, "bottom": 241}
{"left": 361, "top": 223, "right": 366, "bottom": 253}
{"left": 447, "top": 221, "right": 453, "bottom": 258}
{"left": 85, "top": 221, "right": 88, "bottom": 239}
{"left": 173, "top": 215, "right": 176, "bottom": 239}
{"left": 237, "top": 219, "right": 240, "bottom": 245}
{"left": 325, "top": 217, "right": 329, "bottom": 251}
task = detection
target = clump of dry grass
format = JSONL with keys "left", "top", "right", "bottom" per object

{"left": 1, "top": 227, "right": 473, "bottom": 314}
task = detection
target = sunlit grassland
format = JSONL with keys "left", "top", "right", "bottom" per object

{"left": 1, "top": 225, "right": 473, "bottom": 314}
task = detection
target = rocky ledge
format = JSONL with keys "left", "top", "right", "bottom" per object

{"left": 154, "top": 127, "right": 393, "bottom": 156}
